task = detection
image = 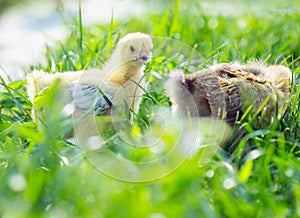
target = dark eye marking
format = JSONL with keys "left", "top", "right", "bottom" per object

{"left": 129, "top": 45, "right": 135, "bottom": 52}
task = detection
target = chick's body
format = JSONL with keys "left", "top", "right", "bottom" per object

{"left": 165, "top": 62, "right": 291, "bottom": 127}
{"left": 27, "top": 32, "right": 153, "bottom": 121}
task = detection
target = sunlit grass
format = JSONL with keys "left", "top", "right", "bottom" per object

{"left": 0, "top": 0, "right": 300, "bottom": 217}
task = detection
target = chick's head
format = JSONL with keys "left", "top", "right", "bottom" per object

{"left": 260, "top": 65, "right": 291, "bottom": 96}
{"left": 118, "top": 32, "right": 153, "bottom": 67}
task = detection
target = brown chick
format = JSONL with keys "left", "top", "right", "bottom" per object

{"left": 165, "top": 61, "right": 291, "bottom": 128}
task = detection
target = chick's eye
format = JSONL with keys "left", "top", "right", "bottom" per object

{"left": 129, "top": 46, "right": 135, "bottom": 52}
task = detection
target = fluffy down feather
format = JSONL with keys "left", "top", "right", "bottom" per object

{"left": 165, "top": 61, "right": 291, "bottom": 128}
{"left": 27, "top": 32, "right": 153, "bottom": 135}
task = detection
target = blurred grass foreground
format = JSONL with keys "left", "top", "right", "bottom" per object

{"left": 0, "top": 0, "right": 300, "bottom": 217}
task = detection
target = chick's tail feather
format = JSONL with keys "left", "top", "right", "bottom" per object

{"left": 27, "top": 70, "right": 52, "bottom": 102}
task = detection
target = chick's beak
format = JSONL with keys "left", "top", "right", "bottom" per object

{"left": 138, "top": 53, "right": 149, "bottom": 65}
{"left": 137, "top": 45, "right": 150, "bottom": 65}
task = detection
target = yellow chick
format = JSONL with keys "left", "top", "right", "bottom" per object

{"left": 165, "top": 61, "right": 291, "bottom": 128}
{"left": 27, "top": 32, "right": 153, "bottom": 122}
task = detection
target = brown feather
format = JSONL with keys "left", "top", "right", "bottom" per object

{"left": 165, "top": 61, "right": 291, "bottom": 127}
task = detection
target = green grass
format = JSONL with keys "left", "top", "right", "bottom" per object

{"left": 1, "top": 1, "right": 300, "bottom": 217}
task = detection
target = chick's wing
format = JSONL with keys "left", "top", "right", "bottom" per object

{"left": 70, "top": 83, "right": 113, "bottom": 115}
